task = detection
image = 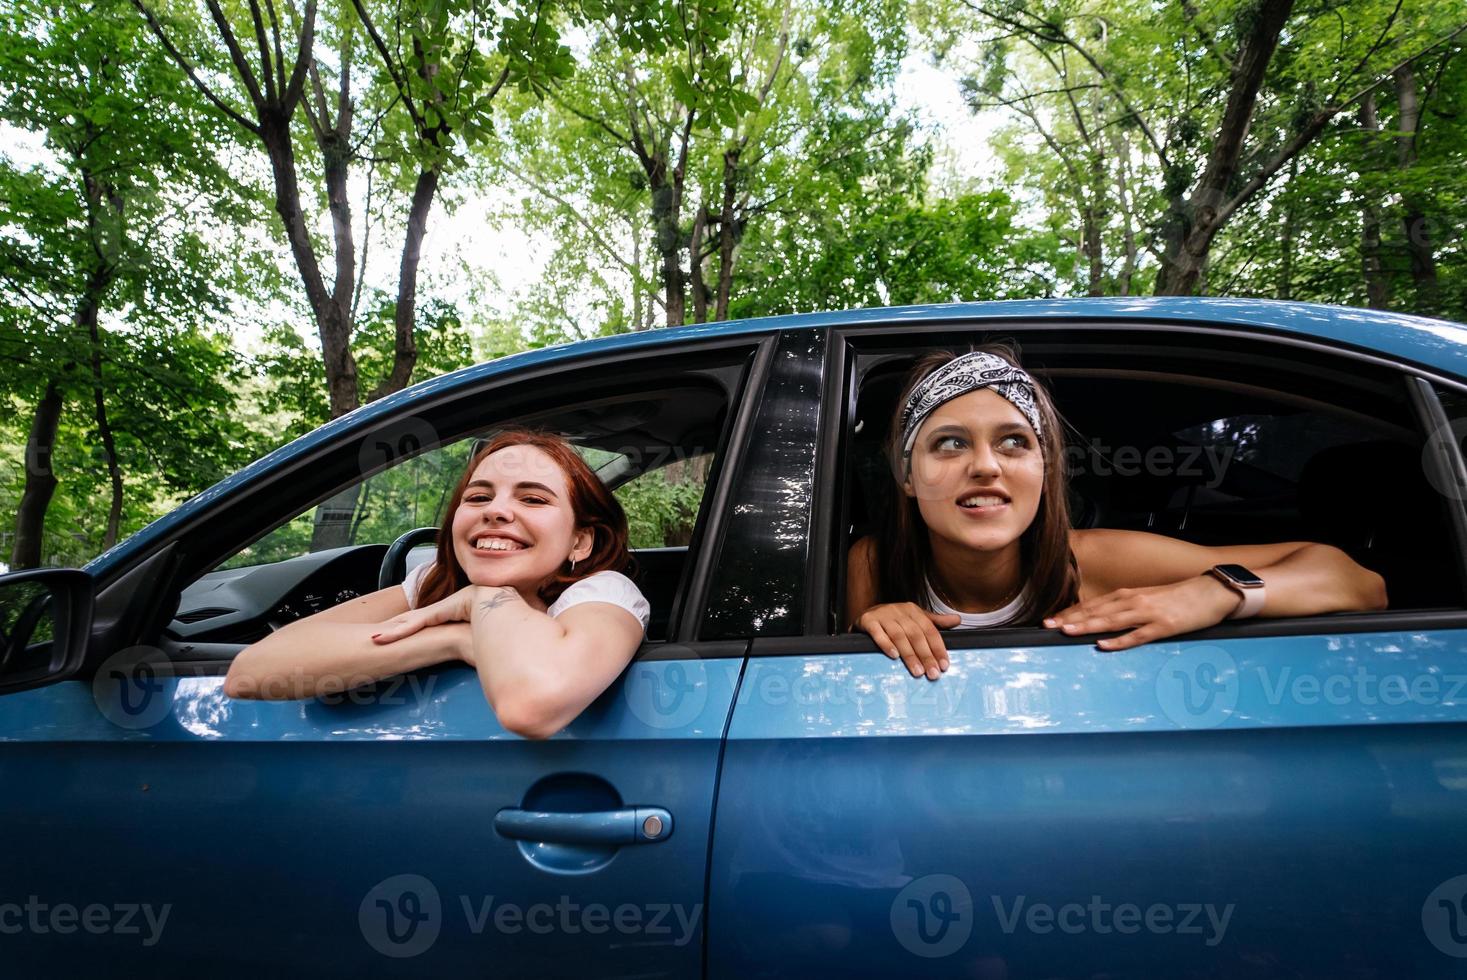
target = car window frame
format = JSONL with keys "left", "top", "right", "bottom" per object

{"left": 91, "top": 334, "right": 777, "bottom": 673}
{"left": 789, "top": 319, "right": 1467, "bottom": 654}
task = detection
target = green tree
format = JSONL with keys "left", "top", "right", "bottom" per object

{"left": 936, "top": 0, "right": 1467, "bottom": 298}
{"left": 0, "top": 0, "right": 267, "bottom": 567}
{"left": 495, "top": 0, "right": 943, "bottom": 333}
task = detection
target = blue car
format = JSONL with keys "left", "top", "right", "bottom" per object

{"left": 4, "top": 297, "right": 1467, "bottom": 977}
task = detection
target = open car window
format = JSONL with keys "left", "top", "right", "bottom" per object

{"left": 173, "top": 362, "right": 743, "bottom": 650}
{"left": 836, "top": 331, "right": 1465, "bottom": 633}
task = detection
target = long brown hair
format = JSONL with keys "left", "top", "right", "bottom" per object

{"left": 873, "top": 344, "right": 1080, "bottom": 627}
{"left": 416, "top": 427, "right": 633, "bottom": 608}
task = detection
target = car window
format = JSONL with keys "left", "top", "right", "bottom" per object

{"left": 183, "top": 361, "right": 744, "bottom": 646}
{"left": 217, "top": 441, "right": 475, "bottom": 569}
{"left": 616, "top": 454, "right": 712, "bottom": 549}
{"left": 837, "top": 337, "right": 1463, "bottom": 632}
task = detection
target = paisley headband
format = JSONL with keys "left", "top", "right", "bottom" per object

{"left": 899, "top": 352, "right": 1044, "bottom": 476}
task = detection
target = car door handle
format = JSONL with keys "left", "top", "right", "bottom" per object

{"left": 493, "top": 807, "right": 673, "bottom": 845}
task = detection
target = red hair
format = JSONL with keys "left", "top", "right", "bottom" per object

{"left": 415, "top": 427, "right": 634, "bottom": 608}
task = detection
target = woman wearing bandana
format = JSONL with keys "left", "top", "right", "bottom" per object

{"left": 846, "top": 347, "right": 1389, "bottom": 681}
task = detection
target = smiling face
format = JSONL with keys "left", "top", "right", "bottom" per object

{"left": 903, "top": 387, "right": 1045, "bottom": 556}
{"left": 449, "top": 444, "right": 594, "bottom": 598}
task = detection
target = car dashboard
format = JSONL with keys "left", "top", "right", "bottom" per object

{"left": 167, "top": 545, "right": 388, "bottom": 647}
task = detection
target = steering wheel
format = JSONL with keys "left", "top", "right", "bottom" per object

{"left": 379, "top": 527, "right": 440, "bottom": 591}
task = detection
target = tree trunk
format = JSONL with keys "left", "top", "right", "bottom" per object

{"left": 75, "top": 166, "right": 126, "bottom": 549}
{"left": 1359, "top": 93, "right": 1390, "bottom": 309}
{"left": 650, "top": 170, "right": 684, "bottom": 327}
{"left": 82, "top": 287, "right": 125, "bottom": 549}
{"left": 372, "top": 165, "right": 435, "bottom": 400}
{"left": 1082, "top": 205, "right": 1104, "bottom": 296}
{"left": 11, "top": 382, "right": 63, "bottom": 570}
{"left": 715, "top": 148, "right": 739, "bottom": 321}
{"left": 1394, "top": 63, "right": 1439, "bottom": 312}
{"left": 1108, "top": 128, "right": 1137, "bottom": 296}
{"left": 689, "top": 204, "right": 709, "bottom": 324}
{"left": 261, "top": 112, "right": 359, "bottom": 418}
{"left": 1156, "top": 0, "right": 1296, "bottom": 295}
{"left": 631, "top": 221, "right": 643, "bottom": 331}
{"left": 311, "top": 484, "right": 364, "bottom": 551}
{"left": 1276, "top": 157, "right": 1297, "bottom": 301}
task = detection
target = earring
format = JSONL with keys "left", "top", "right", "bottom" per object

{"left": 569, "top": 556, "right": 577, "bottom": 571}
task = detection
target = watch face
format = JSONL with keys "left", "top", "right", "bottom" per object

{"left": 1214, "top": 564, "right": 1265, "bottom": 588}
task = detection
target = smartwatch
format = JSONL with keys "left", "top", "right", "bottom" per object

{"left": 1208, "top": 564, "right": 1266, "bottom": 619}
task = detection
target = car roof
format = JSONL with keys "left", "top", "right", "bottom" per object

{"left": 86, "top": 297, "right": 1466, "bottom": 578}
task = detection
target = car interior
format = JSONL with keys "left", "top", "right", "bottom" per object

{"left": 839, "top": 335, "right": 1465, "bottom": 623}
{"left": 167, "top": 382, "right": 733, "bottom": 654}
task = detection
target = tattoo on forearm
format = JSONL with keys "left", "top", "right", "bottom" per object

{"left": 477, "top": 588, "right": 520, "bottom": 614}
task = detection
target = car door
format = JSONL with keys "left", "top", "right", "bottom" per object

{"left": 705, "top": 319, "right": 1467, "bottom": 978}
{"left": 0, "top": 333, "right": 771, "bottom": 978}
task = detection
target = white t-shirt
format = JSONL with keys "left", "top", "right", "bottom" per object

{"left": 401, "top": 562, "right": 651, "bottom": 633}
{"left": 925, "top": 577, "right": 1028, "bottom": 629}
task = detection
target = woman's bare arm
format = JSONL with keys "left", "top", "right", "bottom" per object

{"left": 1071, "top": 528, "right": 1388, "bottom": 615}
{"left": 223, "top": 584, "right": 470, "bottom": 700}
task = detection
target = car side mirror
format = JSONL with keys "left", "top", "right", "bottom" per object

{"left": 0, "top": 568, "right": 94, "bottom": 695}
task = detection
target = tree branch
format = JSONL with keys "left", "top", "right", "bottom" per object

{"left": 129, "top": 0, "right": 262, "bottom": 133}
{"left": 1215, "top": 20, "right": 1467, "bottom": 231}
{"left": 246, "top": 0, "right": 279, "bottom": 104}
{"left": 348, "top": 0, "right": 423, "bottom": 131}
{"left": 966, "top": 1, "right": 1171, "bottom": 168}
{"left": 281, "top": 0, "right": 317, "bottom": 109}
{"left": 202, "top": 0, "right": 266, "bottom": 109}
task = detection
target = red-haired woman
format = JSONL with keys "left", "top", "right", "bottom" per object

{"left": 224, "top": 428, "right": 650, "bottom": 739}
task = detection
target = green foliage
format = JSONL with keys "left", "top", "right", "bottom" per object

{"left": 616, "top": 457, "right": 709, "bottom": 548}
{"left": 929, "top": 0, "right": 1465, "bottom": 304}
{"left": 0, "top": 0, "right": 275, "bottom": 567}
{"left": 257, "top": 296, "right": 477, "bottom": 441}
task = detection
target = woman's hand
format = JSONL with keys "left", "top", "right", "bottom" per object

{"left": 371, "top": 585, "right": 520, "bottom": 658}
{"left": 854, "top": 603, "right": 962, "bottom": 680}
{"left": 1044, "top": 574, "right": 1241, "bottom": 651}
